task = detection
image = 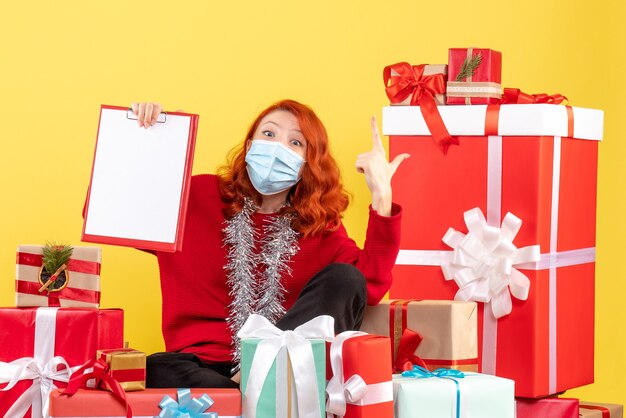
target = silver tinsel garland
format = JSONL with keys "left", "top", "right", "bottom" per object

{"left": 222, "top": 197, "right": 299, "bottom": 365}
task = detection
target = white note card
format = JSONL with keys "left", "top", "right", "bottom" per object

{"left": 84, "top": 107, "right": 193, "bottom": 245}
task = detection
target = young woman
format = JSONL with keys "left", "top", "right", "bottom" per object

{"left": 129, "top": 100, "right": 409, "bottom": 388}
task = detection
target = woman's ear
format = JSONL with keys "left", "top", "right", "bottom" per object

{"left": 245, "top": 139, "right": 252, "bottom": 152}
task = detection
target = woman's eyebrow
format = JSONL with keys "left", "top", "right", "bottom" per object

{"left": 263, "top": 120, "right": 303, "bottom": 134}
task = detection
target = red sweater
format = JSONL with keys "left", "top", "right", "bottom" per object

{"left": 142, "top": 174, "right": 401, "bottom": 363}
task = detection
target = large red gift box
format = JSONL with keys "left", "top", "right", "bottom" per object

{"left": 49, "top": 388, "right": 242, "bottom": 417}
{"left": 0, "top": 307, "right": 124, "bottom": 417}
{"left": 516, "top": 397, "right": 579, "bottom": 418}
{"left": 326, "top": 332, "right": 393, "bottom": 418}
{"left": 383, "top": 103, "right": 603, "bottom": 397}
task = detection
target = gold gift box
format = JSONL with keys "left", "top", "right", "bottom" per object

{"left": 360, "top": 299, "right": 477, "bottom": 371}
{"left": 97, "top": 348, "right": 146, "bottom": 392}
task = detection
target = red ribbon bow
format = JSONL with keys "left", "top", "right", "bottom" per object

{"left": 384, "top": 62, "right": 459, "bottom": 154}
{"left": 394, "top": 328, "right": 428, "bottom": 373}
{"left": 501, "top": 88, "right": 568, "bottom": 104}
{"left": 485, "top": 88, "right": 574, "bottom": 137}
{"left": 62, "top": 358, "right": 132, "bottom": 418}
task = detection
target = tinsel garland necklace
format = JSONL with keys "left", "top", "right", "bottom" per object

{"left": 223, "top": 197, "right": 300, "bottom": 364}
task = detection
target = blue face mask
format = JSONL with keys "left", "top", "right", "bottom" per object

{"left": 245, "top": 139, "right": 305, "bottom": 196}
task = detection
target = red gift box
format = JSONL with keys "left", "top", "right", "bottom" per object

{"left": 0, "top": 307, "right": 124, "bottom": 417}
{"left": 16, "top": 245, "right": 102, "bottom": 308}
{"left": 383, "top": 103, "right": 603, "bottom": 397}
{"left": 516, "top": 397, "right": 579, "bottom": 418}
{"left": 326, "top": 332, "right": 393, "bottom": 418}
{"left": 49, "top": 388, "right": 242, "bottom": 417}
{"left": 447, "top": 47, "right": 502, "bottom": 104}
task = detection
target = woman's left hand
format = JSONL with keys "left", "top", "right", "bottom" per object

{"left": 356, "top": 116, "right": 410, "bottom": 216}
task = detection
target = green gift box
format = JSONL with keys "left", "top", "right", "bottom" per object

{"left": 241, "top": 338, "right": 326, "bottom": 418}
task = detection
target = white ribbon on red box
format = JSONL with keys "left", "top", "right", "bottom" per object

{"left": 326, "top": 331, "right": 393, "bottom": 418}
{"left": 0, "top": 308, "right": 81, "bottom": 418}
{"left": 394, "top": 134, "right": 596, "bottom": 394}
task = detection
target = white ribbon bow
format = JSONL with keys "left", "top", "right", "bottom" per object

{"left": 0, "top": 356, "right": 77, "bottom": 418}
{"left": 237, "top": 314, "right": 335, "bottom": 418}
{"left": 325, "top": 331, "right": 367, "bottom": 417}
{"left": 441, "top": 207, "right": 541, "bottom": 319}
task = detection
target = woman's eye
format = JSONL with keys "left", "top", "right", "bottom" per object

{"left": 262, "top": 130, "right": 274, "bottom": 137}
{"left": 291, "top": 139, "right": 302, "bottom": 147}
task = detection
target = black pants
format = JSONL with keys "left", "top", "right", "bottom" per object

{"left": 146, "top": 262, "right": 367, "bottom": 388}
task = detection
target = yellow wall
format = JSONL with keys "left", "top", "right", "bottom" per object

{"left": 1, "top": 0, "right": 624, "bottom": 405}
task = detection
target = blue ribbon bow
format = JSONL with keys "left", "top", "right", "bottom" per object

{"left": 158, "top": 388, "right": 218, "bottom": 418}
{"left": 402, "top": 366, "right": 465, "bottom": 418}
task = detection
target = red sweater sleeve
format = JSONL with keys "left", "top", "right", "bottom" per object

{"left": 323, "top": 203, "right": 402, "bottom": 305}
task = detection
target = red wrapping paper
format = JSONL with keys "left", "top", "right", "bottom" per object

{"left": 0, "top": 307, "right": 124, "bottom": 417}
{"left": 327, "top": 334, "right": 393, "bottom": 418}
{"left": 386, "top": 106, "right": 600, "bottom": 397}
{"left": 447, "top": 48, "right": 502, "bottom": 104}
{"left": 49, "top": 388, "right": 242, "bottom": 417}
{"left": 516, "top": 397, "right": 579, "bottom": 418}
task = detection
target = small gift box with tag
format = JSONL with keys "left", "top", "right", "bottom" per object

{"left": 16, "top": 244, "right": 102, "bottom": 308}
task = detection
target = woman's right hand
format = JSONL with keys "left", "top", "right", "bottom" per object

{"left": 130, "top": 102, "right": 163, "bottom": 128}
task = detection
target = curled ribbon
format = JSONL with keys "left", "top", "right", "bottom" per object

{"left": 441, "top": 207, "right": 541, "bottom": 319}
{"left": 159, "top": 388, "right": 218, "bottom": 418}
{"left": 62, "top": 358, "right": 132, "bottom": 418}
{"left": 237, "top": 314, "right": 335, "bottom": 418}
{"left": 383, "top": 62, "right": 458, "bottom": 154}
{"left": 0, "top": 356, "right": 76, "bottom": 418}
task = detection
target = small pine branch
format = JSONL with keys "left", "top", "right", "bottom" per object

{"left": 42, "top": 242, "right": 73, "bottom": 274}
{"left": 455, "top": 52, "right": 483, "bottom": 81}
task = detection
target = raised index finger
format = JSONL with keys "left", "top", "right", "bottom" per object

{"left": 371, "top": 115, "right": 385, "bottom": 153}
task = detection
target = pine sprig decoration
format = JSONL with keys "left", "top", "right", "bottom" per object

{"left": 455, "top": 52, "right": 483, "bottom": 81}
{"left": 42, "top": 242, "right": 73, "bottom": 274}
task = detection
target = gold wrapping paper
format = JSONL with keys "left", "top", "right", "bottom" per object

{"left": 579, "top": 402, "right": 623, "bottom": 418}
{"left": 97, "top": 348, "right": 147, "bottom": 392}
{"left": 360, "top": 299, "right": 478, "bottom": 371}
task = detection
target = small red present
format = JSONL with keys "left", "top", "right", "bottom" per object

{"left": 16, "top": 245, "right": 102, "bottom": 308}
{"left": 49, "top": 388, "right": 241, "bottom": 417}
{"left": 447, "top": 47, "right": 502, "bottom": 104}
{"left": 383, "top": 102, "right": 603, "bottom": 397}
{"left": 326, "top": 332, "right": 393, "bottom": 418}
{"left": 0, "top": 307, "right": 123, "bottom": 417}
{"left": 516, "top": 397, "right": 579, "bottom": 418}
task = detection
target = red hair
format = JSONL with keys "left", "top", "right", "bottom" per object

{"left": 218, "top": 99, "right": 350, "bottom": 237}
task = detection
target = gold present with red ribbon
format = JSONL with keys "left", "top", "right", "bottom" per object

{"left": 97, "top": 348, "right": 146, "bottom": 392}
{"left": 579, "top": 401, "right": 624, "bottom": 418}
{"left": 383, "top": 99, "right": 603, "bottom": 397}
{"left": 447, "top": 47, "right": 502, "bottom": 104}
{"left": 16, "top": 245, "right": 102, "bottom": 308}
{"left": 384, "top": 62, "right": 457, "bottom": 154}
{"left": 387, "top": 64, "right": 447, "bottom": 106}
{"left": 359, "top": 300, "right": 477, "bottom": 373}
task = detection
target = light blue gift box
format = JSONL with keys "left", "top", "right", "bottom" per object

{"left": 392, "top": 370, "right": 515, "bottom": 418}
